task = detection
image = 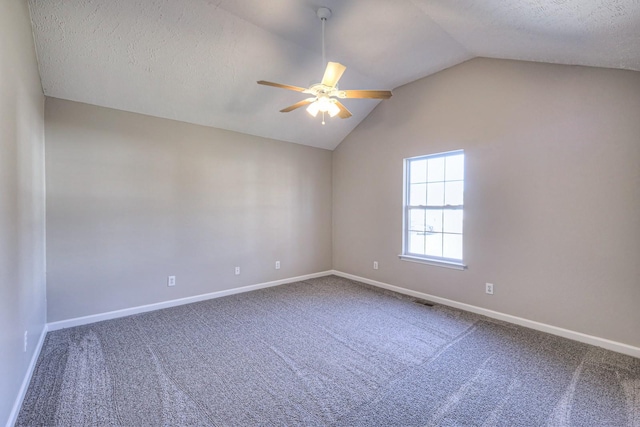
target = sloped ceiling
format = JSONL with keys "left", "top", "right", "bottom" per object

{"left": 28, "top": 0, "right": 640, "bottom": 150}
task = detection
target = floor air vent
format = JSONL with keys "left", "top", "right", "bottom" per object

{"left": 413, "top": 299, "right": 434, "bottom": 307}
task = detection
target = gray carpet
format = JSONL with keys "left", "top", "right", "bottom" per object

{"left": 16, "top": 275, "right": 640, "bottom": 426}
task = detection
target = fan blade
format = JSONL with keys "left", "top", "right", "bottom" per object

{"left": 335, "top": 101, "right": 352, "bottom": 119}
{"left": 257, "top": 81, "right": 307, "bottom": 92}
{"left": 340, "top": 90, "right": 392, "bottom": 99}
{"left": 321, "top": 62, "right": 346, "bottom": 88}
{"left": 280, "top": 98, "right": 316, "bottom": 113}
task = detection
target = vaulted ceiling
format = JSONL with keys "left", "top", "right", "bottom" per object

{"left": 28, "top": 0, "right": 640, "bottom": 150}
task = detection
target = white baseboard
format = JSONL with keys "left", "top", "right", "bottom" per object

{"left": 47, "top": 271, "right": 333, "bottom": 331}
{"left": 6, "top": 324, "right": 48, "bottom": 427}
{"left": 331, "top": 270, "right": 640, "bottom": 359}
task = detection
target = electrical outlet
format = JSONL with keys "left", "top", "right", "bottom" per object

{"left": 486, "top": 283, "right": 494, "bottom": 295}
{"left": 235, "top": 266, "right": 240, "bottom": 275}
{"left": 373, "top": 261, "right": 379, "bottom": 270}
{"left": 167, "top": 276, "right": 176, "bottom": 287}
{"left": 275, "top": 261, "right": 280, "bottom": 270}
{"left": 24, "top": 331, "right": 28, "bottom": 352}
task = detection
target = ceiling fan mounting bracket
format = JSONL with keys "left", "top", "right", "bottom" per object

{"left": 316, "top": 7, "right": 331, "bottom": 21}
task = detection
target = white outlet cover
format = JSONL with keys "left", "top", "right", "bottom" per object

{"left": 235, "top": 267, "right": 240, "bottom": 275}
{"left": 168, "top": 276, "right": 176, "bottom": 287}
{"left": 275, "top": 261, "right": 280, "bottom": 270}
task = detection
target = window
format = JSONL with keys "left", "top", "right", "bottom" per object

{"left": 401, "top": 150, "right": 465, "bottom": 269}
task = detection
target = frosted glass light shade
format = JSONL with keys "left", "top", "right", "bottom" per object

{"left": 307, "top": 96, "right": 340, "bottom": 118}
{"left": 327, "top": 102, "right": 340, "bottom": 117}
{"left": 306, "top": 102, "right": 320, "bottom": 117}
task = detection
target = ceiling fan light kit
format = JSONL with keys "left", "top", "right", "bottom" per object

{"left": 257, "top": 6, "right": 392, "bottom": 125}
{"left": 307, "top": 96, "right": 340, "bottom": 118}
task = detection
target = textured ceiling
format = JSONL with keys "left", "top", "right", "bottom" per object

{"left": 28, "top": 0, "right": 640, "bottom": 150}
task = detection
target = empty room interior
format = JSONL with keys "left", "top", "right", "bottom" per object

{"left": 2, "top": 0, "right": 640, "bottom": 425}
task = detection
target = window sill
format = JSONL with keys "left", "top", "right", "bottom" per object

{"left": 398, "top": 255, "right": 467, "bottom": 270}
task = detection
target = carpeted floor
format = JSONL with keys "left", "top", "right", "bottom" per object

{"left": 17, "top": 275, "right": 640, "bottom": 426}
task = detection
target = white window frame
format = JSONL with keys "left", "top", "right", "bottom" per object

{"left": 399, "top": 150, "right": 467, "bottom": 270}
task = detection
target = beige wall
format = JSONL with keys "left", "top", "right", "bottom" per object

{"left": 45, "top": 98, "right": 332, "bottom": 322}
{"left": 333, "top": 58, "right": 640, "bottom": 348}
{"left": 0, "top": 0, "right": 47, "bottom": 423}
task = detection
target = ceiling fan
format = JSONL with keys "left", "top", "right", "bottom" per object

{"left": 257, "top": 7, "right": 392, "bottom": 125}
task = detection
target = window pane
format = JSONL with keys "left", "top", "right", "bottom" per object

{"left": 426, "top": 182, "right": 444, "bottom": 206}
{"left": 409, "top": 183, "right": 426, "bottom": 206}
{"left": 445, "top": 154, "right": 464, "bottom": 181}
{"left": 408, "top": 231, "right": 425, "bottom": 255}
{"left": 410, "top": 159, "right": 427, "bottom": 183}
{"left": 444, "top": 181, "right": 464, "bottom": 205}
{"left": 425, "top": 209, "right": 443, "bottom": 233}
{"left": 424, "top": 233, "right": 443, "bottom": 257}
{"left": 443, "top": 233, "right": 463, "bottom": 260}
{"left": 443, "top": 210, "right": 463, "bottom": 233}
{"left": 427, "top": 157, "right": 445, "bottom": 182}
{"left": 409, "top": 209, "right": 425, "bottom": 231}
